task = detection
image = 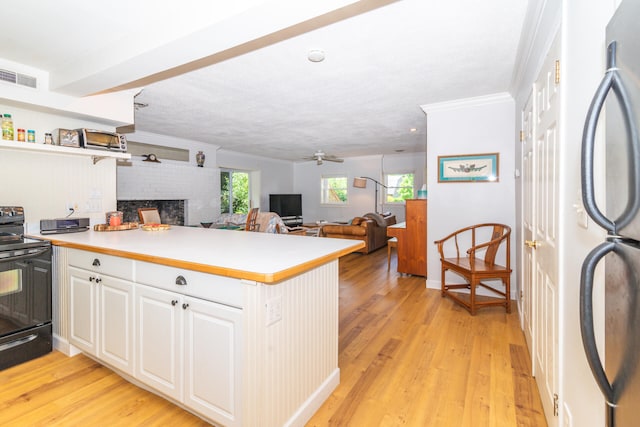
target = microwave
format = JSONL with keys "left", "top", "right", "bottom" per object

{"left": 77, "top": 129, "right": 127, "bottom": 152}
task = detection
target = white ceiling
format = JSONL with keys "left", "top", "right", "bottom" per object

{"left": 3, "top": 0, "right": 529, "bottom": 162}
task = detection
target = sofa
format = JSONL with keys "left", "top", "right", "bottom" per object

{"left": 319, "top": 212, "right": 397, "bottom": 254}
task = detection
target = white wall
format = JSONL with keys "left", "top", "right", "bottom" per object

{"left": 292, "top": 153, "right": 426, "bottom": 224}
{"left": 217, "top": 149, "right": 294, "bottom": 210}
{"left": 423, "top": 94, "right": 516, "bottom": 291}
{"left": 0, "top": 103, "right": 123, "bottom": 231}
{"left": 116, "top": 130, "right": 219, "bottom": 225}
{"left": 0, "top": 58, "right": 135, "bottom": 126}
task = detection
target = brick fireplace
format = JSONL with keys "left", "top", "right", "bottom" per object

{"left": 117, "top": 200, "right": 185, "bottom": 225}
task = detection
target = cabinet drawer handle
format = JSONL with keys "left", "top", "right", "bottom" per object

{"left": 95, "top": 277, "right": 102, "bottom": 284}
{"left": 182, "top": 303, "right": 189, "bottom": 310}
{"left": 171, "top": 300, "right": 178, "bottom": 306}
{"left": 175, "top": 275, "right": 187, "bottom": 286}
{"left": 92, "top": 258, "right": 101, "bottom": 267}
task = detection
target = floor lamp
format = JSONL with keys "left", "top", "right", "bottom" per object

{"left": 353, "top": 176, "right": 387, "bottom": 213}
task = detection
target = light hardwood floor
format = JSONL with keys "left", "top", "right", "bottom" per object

{"left": 0, "top": 249, "right": 546, "bottom": 427}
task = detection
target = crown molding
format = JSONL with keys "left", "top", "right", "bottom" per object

{"left": 420, "top": 92, "right": 512, "bottom": 114}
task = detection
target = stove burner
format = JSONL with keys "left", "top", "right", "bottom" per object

{"left": 0, "top": 206, "right": 49, "bottom": 251}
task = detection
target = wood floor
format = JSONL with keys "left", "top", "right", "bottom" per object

{"left": 0, "top": 249, "right": 546, "bottom": 427}
{"left": 307, "top": 250, "right": 546, "bottom": 426}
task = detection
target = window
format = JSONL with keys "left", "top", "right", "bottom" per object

{"left": 384, "top": 172, "right": 414, "bottom": 203}
{"left": 220, "top": 170, "right": 250, "bottom": 214}
{"left": 321, "top": 175, "right": 348, "bottom": 204}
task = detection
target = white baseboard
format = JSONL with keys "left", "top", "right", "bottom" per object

{"left": 53, "top": 334, "right": 82, "bottom": 357}
{"left": 284, "top": 368, "right": 340, "bottom": 427}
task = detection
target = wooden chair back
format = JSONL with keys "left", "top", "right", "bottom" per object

{"left": 483, "top": 224, "right": 508, "bottom": 266}
{"left": 245, "top": 208, "right": 259, "bottom": 231}
{"left": 138, "top": 208, "right": 161, "bottom": 224}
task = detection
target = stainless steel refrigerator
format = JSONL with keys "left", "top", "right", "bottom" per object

{"left": 581, "top": 0, "right": 640, "bottom": 426}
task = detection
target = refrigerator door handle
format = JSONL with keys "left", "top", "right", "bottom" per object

{"left": 580, "top": 241, "right": 616, "bottom": 405}
{"left": 582, "top": 41, "right": 640, "bottom": 233}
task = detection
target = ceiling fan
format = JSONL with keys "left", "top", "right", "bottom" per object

{"left": 303, "top": 150, "right": 344, "bottom": 165}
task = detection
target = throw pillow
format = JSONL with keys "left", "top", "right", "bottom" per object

{"left": 351, "top": 217, "right": 366, "bottom": 226}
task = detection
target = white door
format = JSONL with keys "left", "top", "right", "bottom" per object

{"left": 183, "top": 296, "right": 243, "bottom": 427}
{"left": 532, "top": 34, "right": 560, "bottom": 426}
{"left": 99, "top": 277, "right": 135, "bottom": 376}
{"left": 521, "top": 92, "right": 536, "bottom": 363}
{"left": 68, "top": 266, "right": 97, "bottom": 356}
{"left": 135, "top": 284, "right": 183, "bottom": 401}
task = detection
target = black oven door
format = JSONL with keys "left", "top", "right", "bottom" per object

{"left": 0, "top": 245, "right": 52, "bottom": 370}
{"left": 0, "top": 246, "right": 52, "bottom": 336}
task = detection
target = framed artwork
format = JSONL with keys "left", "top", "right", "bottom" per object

{"left": 437, "top": 153, "right": 499, "bottom": 183}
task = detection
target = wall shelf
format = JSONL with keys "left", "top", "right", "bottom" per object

{"left": 0, "top": 140, "right": 131, "bottom": 164}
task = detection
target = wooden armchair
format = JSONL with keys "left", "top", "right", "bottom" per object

{"left": 434, "top": 223, "right": 511, "bottom": 315}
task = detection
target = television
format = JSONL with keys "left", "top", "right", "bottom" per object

{"left": 269, "top": 194, "right": 302, "bottom": 218}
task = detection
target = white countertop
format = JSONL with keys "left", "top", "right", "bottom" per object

{"left": 32, "top": 226, "right": 364, "bottom": 283}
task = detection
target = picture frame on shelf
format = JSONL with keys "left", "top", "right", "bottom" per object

{"left": 437, "top": 152, "right": 499, "bottom": 183}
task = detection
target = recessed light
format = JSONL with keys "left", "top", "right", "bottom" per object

{"left": 410, "top": 128, "right": 417, "bottom": 132}
{"left": 308, "top": 49, "right": 325, "bottom": 62}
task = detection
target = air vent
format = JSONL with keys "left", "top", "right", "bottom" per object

{"left": 0, "top": 69, "right": 37, "bottom": 88}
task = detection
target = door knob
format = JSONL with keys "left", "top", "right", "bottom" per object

{"left": 525, "top": 240, "right": 540, "bottom": 249}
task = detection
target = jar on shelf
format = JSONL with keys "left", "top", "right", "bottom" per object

{"left": 27, "top": 130, "right": 35, "bottom": 143}
{"left": 1, "top": 114, "right": 14, "bottom": 140}
{"left": 196, "top": 151, "right": 205, "bottom": 167}
{"left": 17, "top": 128, "right": 25, "bottom": 142}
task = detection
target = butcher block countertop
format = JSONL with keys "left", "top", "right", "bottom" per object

{"left": 31, "top": 226, "right": 364, "bottom": 283}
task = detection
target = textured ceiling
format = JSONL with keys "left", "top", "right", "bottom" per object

{"left": 3, "top": 0, "right": 528, "bottom": 162}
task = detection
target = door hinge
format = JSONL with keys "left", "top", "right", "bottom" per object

{"left": 519, "top": 130, "right": 524, "bottom": 142}
{"left": 553, "top": 393, "right": 559, "bottom": 416}
{"left": 520, "top": 290, "right": 524, "bottom": 300}
{"left": 555, "top": 60, "right": 560, "bottom": 84}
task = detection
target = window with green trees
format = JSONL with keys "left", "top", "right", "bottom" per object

{"left": 321, "top": 175, "right": 348, "bottom": 204}
{"left": 220, "top": 170, "right": 250, "bottom": 214}
{"left": 384, "top": 173, "right": 414, "bottom": 203}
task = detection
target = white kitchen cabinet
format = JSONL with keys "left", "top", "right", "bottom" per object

{"left": 135, "top": 284, "right": 183, "bottom": 400}
{"left": 183, "top": 294, "right": 242, "bottom": 426}
{"left": 135, "top": 282, "right": 242, "bottom": 427}
{"left": 67, "top": 250, "right": 135, "bottom": 376}
{"left": 69, "top": 266, "right": 135, "bottom": 375}
{"left": 51, "top": 237, "right": 344, "bottom": 427}
{"left": 98, "top": 276, "right": 135, "bottom": 374}
{"left": 69, "top": 266, "right": 97, "bottom": 355}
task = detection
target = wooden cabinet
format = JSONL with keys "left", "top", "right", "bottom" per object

{"left": 387, "top": 199, "right": 427, "bottom": 276}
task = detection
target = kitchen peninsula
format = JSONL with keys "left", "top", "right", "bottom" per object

{"left": 35, "top": 226, "right": 364, "bottom": 427}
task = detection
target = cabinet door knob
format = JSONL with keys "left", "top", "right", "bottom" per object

{"left": 175, "top": 275, "right": 187, "bottom": 286}
{"left": 89, "top": 276, "right": 95, "bottom": 282}
{"left": 92, "top": 258, "right": 101, "bottom": 267}
{"left": 182, "top": 303, "right": 189, "bottom": 310}
{"left": 95, "top": 277, "right": 102, "bottom": 284}
{"left": 171, "top": 300, "right": 178, "bottom": 306}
